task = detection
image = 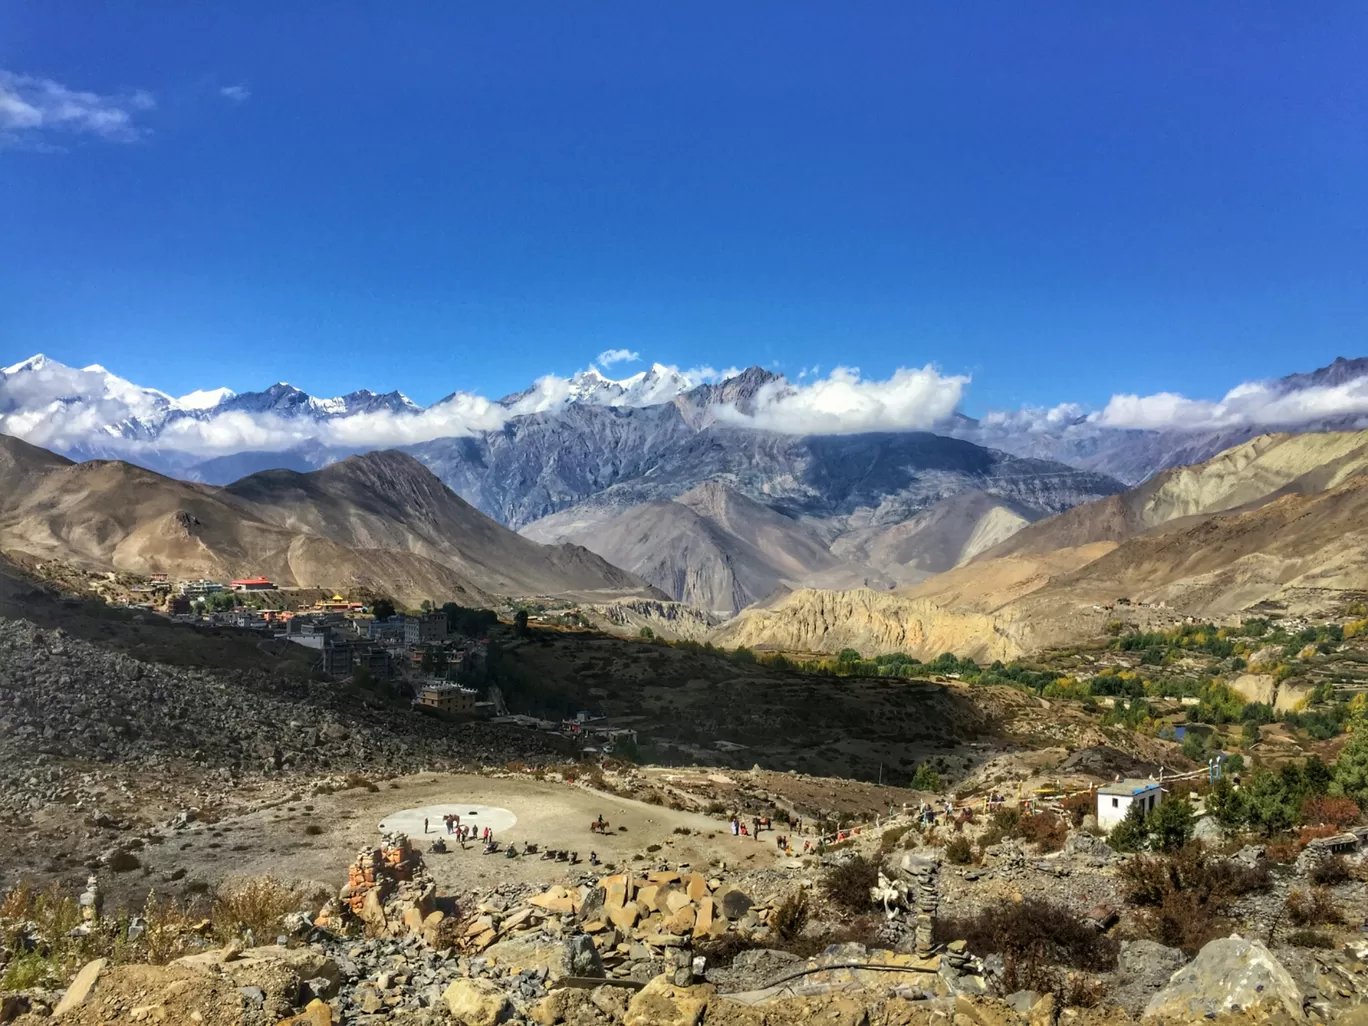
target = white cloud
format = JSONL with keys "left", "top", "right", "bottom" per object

{"left": 1097, "top": 376, "right": 1368, "bottom": 431}
{"left": 714, "top": 365, "right": 969, "bottom": 435}
{"left": 595, "top": 348, "right": 639, "bottom": 367}
{"left": 0, "top": 70, "right": 153, "bottom": 150}
{"left": 219, "top": 84, "right": 250, "bottom": 103}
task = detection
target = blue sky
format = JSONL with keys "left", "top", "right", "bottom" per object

{"left": 2, "top": 3, "right": 1366, "bottom": 414}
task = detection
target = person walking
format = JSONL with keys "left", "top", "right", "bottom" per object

{"left": 424, "top": 817, "right": 429, "bottom": 835}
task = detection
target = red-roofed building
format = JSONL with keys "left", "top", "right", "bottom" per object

{"left": 231, "top": 576, "right": 275, "bottom": 591}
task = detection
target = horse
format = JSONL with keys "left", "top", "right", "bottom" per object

{"left": 590, "top": 817, "right": 610, "bottom": 834}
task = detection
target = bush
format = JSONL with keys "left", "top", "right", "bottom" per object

{"left": 1016, "top": 814, "right": 1067, "bottom": 853}
{"left": 1285, "top": 888, "right": 1343, "bottom": 927}
{"left": 979, "top": 808, "right": 1022, "bottom": 847}
{"left": 821, "top": 855, "right": 879, "bottom": 913}
{"left": 911, "top": 764, "right": 941, "bottom": 791}
{"left": 303, "top": 824, "right": 324, "bottom": 836}
{"left": 1300, "top": 796, "right": 1360, "bottom": 828}
{"left": 879, "top": 826, "right": 911, "bottom": 854}
{"left": 934, "top": 898, "right": 1117, "bottom": 1004}
{"left": 770, "top": 890, "right": 809, "bottom": 942}
{"left": 1286, "top": 929, "right": 1336, "bottom": 949}
{"left": 1119, "top": 846, "right": 1272, "bottom": 953}
{"left": 1309, "top": 856, "right": 1351, "bottom": 886}
{"left": 944, "top": 836, "right": 973, "bottom": 865}
{"left": 212, "top": 876, "right": 307, "bottom": 942}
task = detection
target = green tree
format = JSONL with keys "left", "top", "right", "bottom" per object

{"left": 370, "top": 597, "right": 396, "bottom": 621}
{"left": 1243, "top": 769, "right": 1296, "bottom": 835}
{"left": 911, "top": 764, "right": 941, "bottom": 792}
{"left": 836, "top": 647, "right": 863, "bottom": 664}
{"left": 1108, "top": 801, "right": 1150, "bottom": 853}
{"left": 638, "top": 626, "right": 655, "bottom": 639}
{"left": 1205, "top": 777, "right": 1248, "bottom": 831}
{"left": 1149, "top": 796, "right": 1195, "bottom": 852}
{"left": 1331, "top": 714, "right": 1368, "bottom": 805}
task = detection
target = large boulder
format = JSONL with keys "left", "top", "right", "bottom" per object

{"left": 443, "top": 977, "right": 512, "bottom": 1026}
{"left": 53, "top": 958, "right": 107, "bottom": 1017}
{"left": 562, "top": 935, "right": 604, "bottom": 978}
{"left": 624, "top": 974, "right": 715, "bottom": 1026}
{"left": 1144, "top": 935, "right": 1303, "bottom": 1021}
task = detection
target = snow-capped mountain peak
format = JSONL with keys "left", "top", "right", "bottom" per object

{"left": 2, "top": 353, "right": 52, "bottom": 375}
{"left": 174, "top": 387, "right": 236, "bottom": 411}
{"left": 565, "top": 362, "right": 697, "bottom": 407}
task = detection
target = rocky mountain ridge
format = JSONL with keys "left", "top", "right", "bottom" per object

{"left": 720, "top": 429, "right": 1368, "bottom": 658}
{"left": 0, "top": 435, "right": 658, "bottom": 606}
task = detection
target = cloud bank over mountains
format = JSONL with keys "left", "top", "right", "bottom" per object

{"left": 2, "top": 351, "right": 1368, "bottom": 463}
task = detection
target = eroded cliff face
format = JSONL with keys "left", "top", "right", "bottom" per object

{"left": 712, "top": 587, "right": 1033, "bottom": 663}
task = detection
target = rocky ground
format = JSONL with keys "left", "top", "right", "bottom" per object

{"left": 8, "top": 606, "right": 1368, "bottom": 1025}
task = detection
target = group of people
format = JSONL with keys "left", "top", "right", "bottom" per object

{"left": 423, "top": 814, "right": 493, "bottom": 847}
{"left": 729, "top": 815, "right": 778, "bottom": 839}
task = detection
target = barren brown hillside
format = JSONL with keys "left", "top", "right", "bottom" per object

{"left": 0, "top": 435, "right": 659, "bottom": 606}
{"left": 718, "top": 430, "right": 1368, "bottom": 657}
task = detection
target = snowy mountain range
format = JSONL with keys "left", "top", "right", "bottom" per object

{"left": 4, "top": 351, "right": 1368, "bottom": 489}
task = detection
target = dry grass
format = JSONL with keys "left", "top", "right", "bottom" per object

{"left": 210, "top": 876, "right": 314, "bottom": 942}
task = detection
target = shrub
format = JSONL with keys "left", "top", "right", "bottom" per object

{"left": 821, "top": 855, "right": 879, "bottom": 913}
{"left": 1119, "top": 846, "right": 1272, "bottom": 953}
{"left": 1300, "top": 796, "right": 1360, "bottom": 828}
{"left": 770, "top": 890, "right": 809, "bottom": 942}
{"left": 107, "top": 851, "right": 142, "bottom": 873}
{"left": 879, "top": 826, "right": 911, "bottom": 854}
{"left": 1286, "top": 929, "right": 1336, "bottom": 948}
{"left": 1062, "top": 791, "right": 1093, "bottom": 827}
{"left": 944, "top": 836, "right": 973, "bottom": 865}
{"left": 934, "top": 898, "right": 1117, "bottom": 1003}
{"left": 1309, "top": 856, "right": 1351, "bottom": 886}
{"left": 1016, "top": 814, "right": 1067, "bottom": 853}
{"left": 211, "top": 876, "right": 306, "bottom": 942}
{"left": 1285, "top": 888, "right": 1343, "bottom": 927}
{"left": 979, "top": 808, "right": 1022, "bottom": 847}
{"left": 343, "top": 774, "right": 379, "bottom": 793}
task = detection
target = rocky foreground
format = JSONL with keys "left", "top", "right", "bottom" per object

{"left": 7, "top": 822, "right": 1368, "bottom": 1026}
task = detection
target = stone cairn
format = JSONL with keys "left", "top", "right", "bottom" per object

{"left": 899, "top": 855, "right": 939, "bottom": 956}
{"left": 77, "top": 875, "right": 102, "bottom": 933}
{"left": 336, "top": 834, "right": 420, "bottom": 916}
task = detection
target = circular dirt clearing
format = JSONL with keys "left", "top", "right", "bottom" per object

{"left": 379, "top": 803, "right": 517, "bottom": 838}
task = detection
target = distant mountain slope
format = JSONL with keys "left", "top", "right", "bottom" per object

{"left": 717, "top": 430, "right": 1368, "bottom": 658}
{"left": 982, "top": 430, "right": 1368, "bottom": 561}
{"left": 226, "top": 451, "right": 651, "bottom": 599}
{"left": 508, "top": 429, "right": 1123, "bottom": 614}
{"left": 522, "top": 482, "right": 849, "bottom": 615}
{"left": 420, "top": 410, "right": 1122, "bottom": 531}
{"left": 0, "top": 434, "right": 658, "bottom": 607}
